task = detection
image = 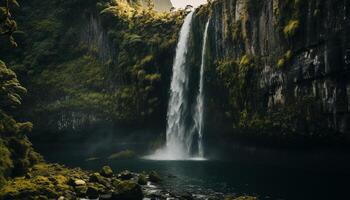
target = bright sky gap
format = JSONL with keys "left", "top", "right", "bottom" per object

{"left": 170, "top": 0, "right": 208, "bottom": 8}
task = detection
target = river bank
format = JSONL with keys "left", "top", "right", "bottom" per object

{"left": 0, "top": 163, "right": 256, "bottom": 200}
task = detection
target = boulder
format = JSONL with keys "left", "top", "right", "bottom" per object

{"left": 137, "top": 174, "right": 147, "bottom": 185}
{"left": 74, "top": 179, "right": 86, "bottom": 186}
{"left": 112, "top": 180, "right": 143, "bottom": 200}
{"left": 75, "top": 185, "right": 88, "bottom": 197}
{"left": 89, "top": 172, "right": 111, "bottom": 187}
{"left": 117, "top": 170, "right": 133, "bottom": 180}
{"left": 100, "top": 166, "right": 113, "bottom": 177}
{"left": 148, "top": 171, "right": 161, "bottom": 183}
{"left": 86, "top": 185, "right": 100, "bottom": 199}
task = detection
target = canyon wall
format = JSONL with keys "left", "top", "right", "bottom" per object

{"left": 191, "top": 0, "right": 350, "bottom": 145}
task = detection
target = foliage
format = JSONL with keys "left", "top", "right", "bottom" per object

{"left": 0, "top": 0, "right": 185, "bottom": 129}
{"left": 0, "top": 60, "right": 27, "bottom": 109}
{"left": 0, "top": 62, "right": 41, "bottom": 187}
{"left": 0, "top": 0, "right": 19, "bottom": 47}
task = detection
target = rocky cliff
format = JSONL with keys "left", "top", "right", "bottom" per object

{"left": 190, "top": 0, "right": 350, "bottom": 146}
{"left": 0, "top": 0, "right": 184, "bottom": 135}
{"left": 2, "top": 0, "right": 349, "bottom": 149}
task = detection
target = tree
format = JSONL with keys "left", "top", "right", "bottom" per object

{"left": 0, "top": 0, "right": 19, "bottom": 47}
{"left": 146, "top": 0, "right": 154, "bottom": 11}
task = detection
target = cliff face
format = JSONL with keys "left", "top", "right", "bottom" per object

{"left": 2, "top": 0, "right": 349, "bottom": 148}
{"left": 0, "top": 0, "right": 184, "bottom": 134}
{"left": 191, "top": 0, "right": 350, "bottom": 143}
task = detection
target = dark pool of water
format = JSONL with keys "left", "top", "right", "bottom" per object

{"left": 32, "top": 134, "right": 350, "bottom": 200}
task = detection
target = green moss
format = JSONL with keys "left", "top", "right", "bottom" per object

{"left": 0, "top": 139, "right": 13, "bottom": 186}
{"left": 0, "top": 163, "right": 92, "bottom": 199}
{"left": 283, "top": 19, "right": 299, "bottom": 38}
{"left": 148, "top": 171, "right": 161, "bottom": 183}
{"left": 137, "top": 173, "right": 147, "bottom": 185}
{"left": 276, "top": 50, "right": 293, "bottom": 69}
{"left": 100, "top": 166, "right": 113, "bottom": 177}
{"left": 113, "top": 180, "right": 143, "bottom": 200}
{"left": 4, "top": 0, "right": 184, "bottom": 126}
{"left": 108, "top": 150, "right": 136, "bottom": 160}
{"left": 277, "top": 58, "right": 286, "bottom": 69}
{"left": 239, "top": 55, "right": 251, "bottom": 66}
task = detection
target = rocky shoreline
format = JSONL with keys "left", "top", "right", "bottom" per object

{"left": 0, "top": 163, "right": 256, "bottom": 200}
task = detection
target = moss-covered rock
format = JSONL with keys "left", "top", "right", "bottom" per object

{"left": 0, "top": 163, "right": 116, "bottom": 199}
{"left": 100, "top": 166, "right": 113, "bottom": 178}
{"left": 137, "top": 173, "right": 147, "bottom": 185}
{"left": 148, "top": 171, "right": 161, "bottom": 183}
{"left": 112, "top": 180, "right": 143, "bottom": 200}
{"left": 117, "top": 170, "right": 134, "bottom": 180}
{"left": 108, "top": 150, "right": 136, "bottom": 160}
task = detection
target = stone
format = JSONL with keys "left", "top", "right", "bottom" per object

{"left": 148, "top": 171, "right": 161, "bottom": 183}
{"left": 112, "top": 180, "right": 143, "bottom": 200}
{"left": 74, "top": 179, "right": 86, "bottom": 186}
{"left": 181, "top": 192, "right": 194, "bottom": 200}
{"left": 137, "top": 174, "right": 147, "bottom": 185}
{"left": 100, "top": 166, "right": 113, "bottom": 177}
{"left": 75, "top": 185, "right": 88, "bottom": 197}
{"left": 86, "top": 186, "right": 99, "bottom": 199}
{"left": 117, "top": 170, "right": 133, "bottom": 180}
{"left": 89, "top": 172, "right": 110, "bottom": 187}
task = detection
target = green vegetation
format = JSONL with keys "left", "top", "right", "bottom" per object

{"left": 283, "top": 19, "right": 299, "bottom": 38}
{"left": 0, "top": 0, "right": 185, "bottom": 129}
{"left": 276, "top": 50, "right": 292, "bottom": 69}
{"left": 0, "top": 163, "right": 144, "bottom": 200}
{"left": 0, "top": 61, "right": 42, "bottom": 186}
{"left": 108, "top": 150, "right": 136, "bottom": 160}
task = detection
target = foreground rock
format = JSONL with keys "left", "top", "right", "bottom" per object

{"left": 0, "top": 163, "right": 257, "bottom": 200}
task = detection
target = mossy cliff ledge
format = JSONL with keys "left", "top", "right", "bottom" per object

{"left": 190, "top": 0, "right": 350, "bottom": 146}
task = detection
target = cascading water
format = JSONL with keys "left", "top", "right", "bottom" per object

{"left": 193, "top": 19, "right": 210, "bottom": 158}
{"left": 146, "top": 12, "right": 210, "bottom": 160}
{"left": 145, "top": 11, "right": 195, "bottom": 160}
{"left": 163, "top": 10, "right": 195, "bottom": 159}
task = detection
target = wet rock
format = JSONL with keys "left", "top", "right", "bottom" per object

{"left": 86, "top": 185, "right": 100, "bottom": 199}
{"left": 75, "top": 185, "right": 88, "bottom": 197}
{"left": 118, "top": 170, "right": 133, "bottom": 180}
{"left": 74, "top": 179, "right": 86, "bottom": 186}
{"left": 100, "top": 193, "right": 113, "bottom": 199}
{"left": 148, "top": 171, "right": 161, "bottom": 183}
{"left": 112, "top": 180, "right": 143, "bottom": 200}
{"left": 181, "top": 192, "right": 194, "bottom": 200}
{"left": 68, "top": 177, "right": 86, "bottom": 186}
{"left": 137, "top": 173, "right": 147, "bottom": 185}
{"left": 101, "top": 166, "right": 113, "bottom": 177}
{"left": 89, "top": 172, "right": 111, "bottom": 187}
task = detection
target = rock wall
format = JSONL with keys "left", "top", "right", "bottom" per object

{"left": 191, "top": 0, "right": 350, "bottom": 143}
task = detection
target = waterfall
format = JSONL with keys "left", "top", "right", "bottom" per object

{"left": 145, "top": 11, "right": 195, "bottom": 160}
{"left": 193, "top": 19, "right": 210, "bottom": 158}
